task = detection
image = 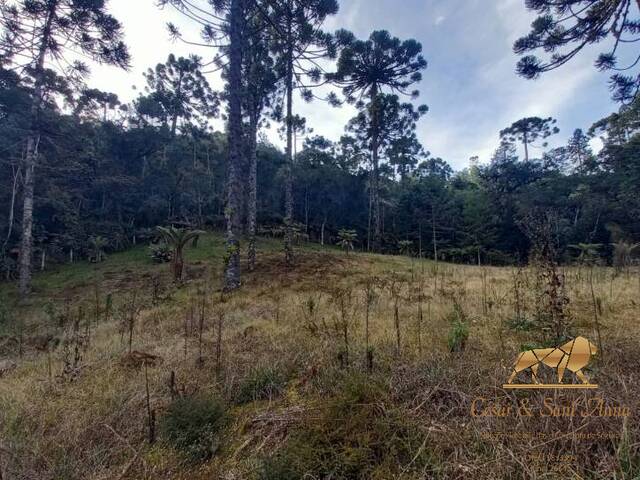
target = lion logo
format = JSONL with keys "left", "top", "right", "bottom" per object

{"left": 506, "top": 336, "right": 598, "bottom": 387}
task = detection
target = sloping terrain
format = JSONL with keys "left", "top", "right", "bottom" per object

{"left": 0, "top": 234, "right": 638, "bottom": 479}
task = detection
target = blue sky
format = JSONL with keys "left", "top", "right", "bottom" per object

{"left": 91, "top": 0, "right": 618, "bottom": 170}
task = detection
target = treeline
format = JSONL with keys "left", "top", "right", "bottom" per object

{"left": 1, "top": 54, "right": 639, "bottom": 278}
{"left": 1, "top": 0, "right": 640, "bottom": 294}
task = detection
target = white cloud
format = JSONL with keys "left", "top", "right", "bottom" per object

{"left": 80, "top": 0, "right": 616, "bottom": 169}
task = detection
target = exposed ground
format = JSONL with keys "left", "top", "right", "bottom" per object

{"left": 0, "top": 233, "right": 638, "bottom": 479}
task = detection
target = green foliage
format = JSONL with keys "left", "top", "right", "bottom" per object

{"left": 149, "top": 243, "right": 172, "bottom": 263}
{"left": 88, "top": 236, "right": 109, "bottom": 263}
{"left": 160, "top": 395, "right": 227, "bottom": 462}
{"left": 507, "top": 316, "right": 535, "bottom": 332}
{"left": 259, "top": 373, "right": 433, "bottom": 479}
{"left": 235, "top": 367, "right": 287, "bottom": 405}
{"left": 397, "top": 240, "right": 413, "bottom": 256}
{"left": 514, "top": 0, "right": 640, "bottom": 103}
{"left": 446, "top": 303, "right": 469, "bottom": 353}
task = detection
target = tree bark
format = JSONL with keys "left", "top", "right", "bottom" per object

{"left": 2, "top": 161, "right": 20, "bottom": 256}
{"left": 247, "top": 114, "right": 258, "bottom": 271}
{"left": 283, "top": 6, "right": 295, "bottom": 266}
{"left": 19, "top": 0, "right": 57, "bottom": 297}
{"left": 223, "top": 0, "right": 244, "bottom": 291}
{"left": 369, "top": 83, "right": 381, "bottom": 251}
{"left": 170, "top": 71, "right": 184, "bottom": 137}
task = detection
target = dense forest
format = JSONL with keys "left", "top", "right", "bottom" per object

{"left": 1, "top": 0, "right": 639, "bottom": 292}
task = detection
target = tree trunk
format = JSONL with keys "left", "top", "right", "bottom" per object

{"left": 173, "top": 249, "right": 184, "bottom": 282}
{"left": 19, "top": 2, "right": 57, "bottom": 297}
{"left": 2, "top": 161, "right": 20, "bottom": 256}
{"left": 223, "top": 0, "right": 244, "bottom": 291}
{"left": 283, "top": 7, "right": 295, "bottom": 266}
{"left": 170, "top": 71, "right": 184, "bottom": 137}
{"left": 247, "top": 114, "right": 258, "bottom": 271}
{"left": 431, "top": 204, "right": 437, "bottom": 261}
{"left": 523, "top": 131, "right": 529, "bottom": 162}
{"left": 370, "top": 83, "right": 381, "bottom": 251}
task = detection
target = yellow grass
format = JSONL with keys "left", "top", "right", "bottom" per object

{"left": 0, "top": 235, "right": 638, "bottom": 479}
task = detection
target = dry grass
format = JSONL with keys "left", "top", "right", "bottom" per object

{"left": 0, "top": 236, "right": 638, "bottom": 479}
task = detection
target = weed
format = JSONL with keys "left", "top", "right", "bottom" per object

{"left": 160, "top": 394, "right": 227, "bottom": 462}
{"left": 446, "top": 303, "right": 469, "bottom": 353}
{"left": 236, "top": 367, "right": 287, "bottom": 404}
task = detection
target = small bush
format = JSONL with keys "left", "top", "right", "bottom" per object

{"left": 259, "top": 372, "right": 433, "bottom": 479}
{"left": 507, "top": 316, "right": 535, "bottom": 332}
{"left": 160, "top": 395, "right": 227, "bottom": 462}
{"left": 446, "top": 303, "right": 469, "bottom": 353}
{"left": 149, "top": 242, "right": 172, "bottom": 263}
{"left": 236, "top": 367, "right": 287, "bottom": 404}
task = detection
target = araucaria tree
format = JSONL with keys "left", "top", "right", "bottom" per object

{"left": 499, "top": 116, "right": 559, "bottom": 162}
{"left": 329, "top": 30, "right": 427, "bottom": 251}
{"left": 159, "top": 0, "right": 247, "bottom": 291}
{"left": 514, "top": 0, "right": 640, "bottom": 103}
{"left": 0, "top": 0, "right": 130, "bottom": 297}
{"left": 224, "top": 0, "right": 245, "bottom": 290}
{"left": 242, "top": 15, "right": 277, "bottom": 272}
{"left": 266, "top": 0, "right": 338, "bottom": 266}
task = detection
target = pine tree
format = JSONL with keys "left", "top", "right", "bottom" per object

{"left": 329, "top": 29, "right": 427, "bottom": 251}
{"left": 266, "top": 0, "right": 338, "bottom": 266}
{"left": 242, "top": 15, "right": 277, "bottom": 271}
{"left": 514, "top": 0, "right": 640, "bottom": 103}
{"left": 499, "top": 116, "right": 559, "bottom": 161}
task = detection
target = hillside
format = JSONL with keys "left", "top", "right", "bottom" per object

{"left": 0, "top": 234, "right": 638, "bottom": 479}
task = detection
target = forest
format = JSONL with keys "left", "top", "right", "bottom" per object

{"left": 0, "top": 0, "right": 639, "bottom": 479}
{"left": 1, "top": 0, "right": 639, "bottom": 290}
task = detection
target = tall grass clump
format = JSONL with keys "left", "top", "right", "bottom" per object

{"left": 446, "top": 302, "right": 469, "bottom": 353}
{"left": 160, "top": 394, "right": 227, "bottom": 462}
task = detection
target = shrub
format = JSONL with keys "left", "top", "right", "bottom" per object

{"left": 160, "top": 395, "right": 227, "bottom": 462}
{"left": 259, "top": 373, "right": 433, "bottom": 479}
{"left": 149, "top": 242, "right": 172, "bottom": 263}
{"left": 236, "top": 367, "right": 287, "bottom": 404}
{"left": 507, "top": 316, "right": 535, "bottom": 332}
{"left": 446, "top": 303, "right": 469, "bottom": 353}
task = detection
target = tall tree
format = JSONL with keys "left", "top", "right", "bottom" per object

{"left": 514, "top": 0, "right": 640, "bottom": 103}
{"left": 267, "top": 0, "right": 338, "bottom": 266}
{"left": 499, "top": 116, "right": 559, "bottom": 161}
{"left": 224, "top": 0, "right": 245, "bottom": 290}
{"left": 328, "top": 29, "right": 427, "bottom": 250}
{"left": 344, "top": 93, "right": 427, "bottom": 248}
{"left": 159, "top": 0, "right": 249, "bottom": 290}
{"left": 242, "top": 14, "right": 277, "bottom": 271}
{"left": 0, "top": 0, "right": 130, "bottom": 296}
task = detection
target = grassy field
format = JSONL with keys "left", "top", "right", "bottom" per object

{"left": 0, "top": 232, "right": 638, "bottom": 479}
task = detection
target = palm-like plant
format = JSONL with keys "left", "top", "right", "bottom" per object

{"left": 156, "top": 226, "right": 204, "bottom": 281}
{"left": 398, "top": 240, "right": 414, "bottom": 257}
{"left": 611, "top": 241, "right": 640, "bottom": 272}
{"left": 568, "top": 243, "right": 602, "bottom": 265}
{"left": 337, "top": 229, "right": 358, "bottom": 255}
{"left": 88, "top": 236, "right": 109, "bottom": 263}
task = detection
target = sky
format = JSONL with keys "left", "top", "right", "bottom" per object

{"left": 90, "top": 0, "right": 618, "bottom": 170}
